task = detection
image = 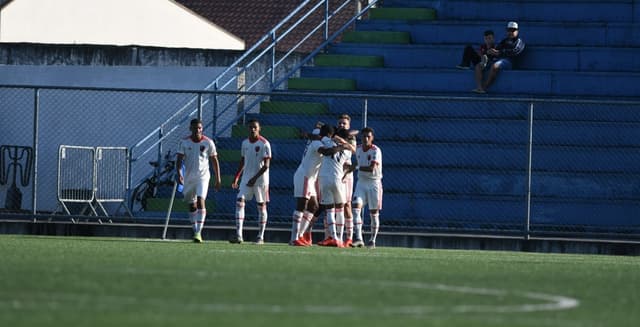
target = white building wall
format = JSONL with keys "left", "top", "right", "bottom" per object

{"left": 0, "top": 0, "right": 245, "bottom": 50}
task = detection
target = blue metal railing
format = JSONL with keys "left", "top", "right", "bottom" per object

{"left": 127, "top": 0, "right": 379, "bottom": 192}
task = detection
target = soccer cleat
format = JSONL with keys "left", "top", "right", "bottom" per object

{"left": 366, "top": 240, "right": 376, "bottom": 249}
{"left": 255, "top": 237, "right": 264, "bottom": 245}
{"left": 229, "top": 235, "right": 243, "bottom": 244}
{"left": 324, "top": 237, "right": 342, "bottom": 247}
{"left": 343, "top": 238, "right": 353, "bottom": 247}
{"left": 317, "top": 237, "right": 332, "bottom": 246}
{"left": 293, "top": 237, "right": 310, "bottom": 247}
{"left": 303, "top": 232, "right": 312, "bottom": 244}
{"left": 351, "top": 239, "right": 365, "bottom": 248}
{"left": 193, "top": 232, "right": 203, "bottom": 243}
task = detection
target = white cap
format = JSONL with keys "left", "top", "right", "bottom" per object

{"left": 507, "top": 21, "right": 518, "bottom": 29}
{"left": 311, "top": 128, "right": 320, "bottom": 135}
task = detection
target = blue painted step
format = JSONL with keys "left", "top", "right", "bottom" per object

{"left": 330, "top": 43, "right": 640, "bottom": 73}
{"left": 354, "top": 20, "right": 640, "bottom": 47}
{"left": 300, "top": 66, "right": 640, "bottom": 98}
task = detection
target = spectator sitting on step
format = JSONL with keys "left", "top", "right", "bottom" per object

{"left": 456, "top": 29, "right": 496, "bottom": 70}
{"left": 472, "top": 21, "right": 525, "bottom": 94}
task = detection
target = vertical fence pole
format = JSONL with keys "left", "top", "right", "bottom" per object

{"left": 212, "top": 87, "right": 218, "bottom": 137}
{"left": 362, "top": 97, "right": 368, "bottom": 128}
{"left": 324, "top": 0, "right": 329, "bottom": 43}
{"left": 31, "top": 88, "right": 40, "bottom": 216}
{"left": 197, "top": 93, "right": 203, "bottom": 121}
{"left": 525, "top": 102, "right": 534, "bottom": 240}
{"left": 271, "top": 32, "right": 277, "bottom": 88}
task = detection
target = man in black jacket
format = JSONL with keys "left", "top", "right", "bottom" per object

{"left": 473, "top": 21, "right": 525, "bottom": 93}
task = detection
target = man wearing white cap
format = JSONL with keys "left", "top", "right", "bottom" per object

{"left": 473, "top": 21, "right": 525, "bottom": 93}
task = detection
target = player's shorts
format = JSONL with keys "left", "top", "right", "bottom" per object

{"left": 318, "top": 176, "right": 345, "bottom": 205}
{"left": 352, "top": 179, "right": 383, "bottom": 210}
{"left": 237, "top": 183, "right": 270, "bottom": 203}
{"left": 342, "top": 173, "right": 354, "bottom": 203}
{"left": 182, "top": 176, "right": 210, "bottom": 204}
{"left": 293, "top": 170, "right": 318, "bottom": 199}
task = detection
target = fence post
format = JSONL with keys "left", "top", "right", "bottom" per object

{"left": 324, "top": 0, "right": 330, "bottom": 43}
{"left": 362, "top": 97, "right": 368, "bottom": 128}
{"left": 525, "top": 101, "right": 534, "bottom": 240}
{"left": 271, "top": 31, "right": 277, "bottom": 88}
{"left": 212, "top": 87, "right": 218, "bottom": 136}
{"left": 31, "top": 88, "right": 40, "bottom": 216}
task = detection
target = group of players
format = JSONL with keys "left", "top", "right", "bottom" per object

{"left": 176, "top": 114, "right": 382, "bottom": 248}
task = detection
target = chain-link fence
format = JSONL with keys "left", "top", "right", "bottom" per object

{"left": 1, "top": 85, "right": 639, "bottom": 241}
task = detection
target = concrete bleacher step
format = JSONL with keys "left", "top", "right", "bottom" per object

{"left": 368, "top": 7, "right": 437, "bottom": 21}
{"left": 329, "top": 43, "right": 640, "bottom": 73}
{"left": 287, "top": 77, "right": 356, "bottom": 91}
{"left": 231, "top": 124, "right": 300, "bottom": 139}
{"left": 300, "top": 66, "right": 640, "bottom": 98}
{"left": 314, "top": 54, "right": 384, "bottom": 68}
{"left": 145, "top": 198, "right": 216, "bottom": 213}
{"left": 354, "top": 20, "right": 640, "bottom": 47}
{"left": 341, "top": 30, "right": 412, "bottom": 44}
{"left": 260, "top": 101, "right": 329, "bottom": 115}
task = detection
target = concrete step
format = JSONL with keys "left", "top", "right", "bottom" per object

{"left": 330, "top": 43, "right": 640, "bottom": 72}
{"left": 439, "top": 0, "right": 634, "bottom": 23}
{"left": 216, "top": 138, "right": 640, "bottom": 174}
{"left": 342, "top": 30, "right": 412, "bottom": 44}
{"left": 300, "top": 66, "right": 640, "bottom": 98}
{"left": 354, "top": 20, "right": 640, "bottom": 47}
{"left": 369, "top": 7, "right": 437, "bottom": 21}
{"left": 268, "top": 94, "right": 640, "bottom": 123}
{"left": 250, "top": 113, "right": 640, "bottom": 147}
{"left": 260, "top": 101, "right": 329, "bottom": 115}
{"left": 287, "top": 77, "right": 356, "bottom": 91}
{"left": 314, "top": 54, "right": 384, "bottom": 68}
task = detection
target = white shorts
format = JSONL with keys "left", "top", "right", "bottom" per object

{"left": 318, "top": 176, "right": 345, "bottom": 205}
{"left": 352, "top": 179, "right": 383, "bottom": 210}
{"left": 237, "top": 183, "right": 269, "bottom": 203}
{"left": 182, "top": 177, "right": 209, "bottom": 204}
{"left": 293, "top": 170, "right": 318, "bottom": 199}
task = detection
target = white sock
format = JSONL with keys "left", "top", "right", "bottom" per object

{"left": 235, "top": 201, "right": 245, "bottom": 237}
{"left": 370, "top": 212, "right": 379, "bottom": 243}
{"left": 258, "top": 206, "right": 268, "bottom": 239}
{"left": 189, "top": 210, "right": 197, "bottom": 233}
{"left": 345, "top": 217, "right": 353, "bottom": 240}
{"left": 291, "top": 210, "right": 303, "bottom": 242}
{"left": 353, "top": 207, "right": 363, "bottom": 241}
{"left": 335, "top": 207, "right": 344, "bottom": 241}
{"left": 196, "top": 209, "right": 206, "bottom": 233}
{"left": 326, "top": 208, "right": 336, "bottom": 239}
{"left": 299, "top": 211, "right": 314, "bottom": 238}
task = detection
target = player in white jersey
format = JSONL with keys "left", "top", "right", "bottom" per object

{"left": 230, "top": 119, "right": 272, "bottom": 244}
{"left": 351, "top": 127, "right": 382, "bottom": 248}
{"left": 176, "top": 119, "right": 221, "bottom": 243}
{"left": 290, "top": 122, "right": 325, "bottom": 246}
{"left": 317, "top": 126, "right": 352, "bottom": 247}
{"left": 337, "top": 114, "right": 358, "bottom": 247}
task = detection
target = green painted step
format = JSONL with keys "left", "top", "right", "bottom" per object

{"left": 217, "top": 149, "right": 241, "bottom": 162}
{"left": 369, "top": 7, "right": 437, "bottom": 20}
{"left": 288, "top": 77, "right": 357, "bottom": 91}
{"left": 145, "top": 198, "right": 216, "bottom": 212}
{"left": 260, "top": 101, "right": 329, "bottom": 115}
{"left": 232, "top": 124, "right": 300, "bottom": 139}
{"left": 315, "top": 54, "right": 384, "bottom": 67}
{"left": 342, "top": 31, "right": 411, "bottom": 44}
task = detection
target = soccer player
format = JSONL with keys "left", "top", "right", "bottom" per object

{"left": 290, "top": 122, "right": 324, "bottom": 246}
{"left": 351, "top": 127, "right": 382, "bottom": 248}
{"left": 337, "top": 114, "right": 358, "bottom": 247}
{"left": 230, "top": 119, "right": 272, "bottom": 244}
{"left": 317, "top": 125, "right": 352, "bottom": 247}
{"left": 176, "top": 118, "right": 221, "bottom": 243}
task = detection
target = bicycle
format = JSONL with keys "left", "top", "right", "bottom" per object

{"left": 130, "top": 151, "right": 177, "bottom": 212}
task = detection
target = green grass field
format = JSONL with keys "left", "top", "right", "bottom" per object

{"left": 1, "top": 235, "right": 638, "bottom": 327}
